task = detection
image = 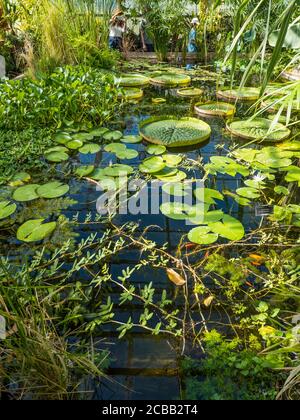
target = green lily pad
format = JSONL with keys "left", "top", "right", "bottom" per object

{"left": 89, "top": 168, "right": 107, "bottom": 181}
{"left": 227, "top": 118, "right": 291, "bottom": 142}
{"left": 274, "top": 186, "right": 289, "bottom": 195}
{"left": 139, "top": 156, "right": 166, "bottom": 174}
{"left": 244, "top": 179, "right": 267, "bottom": 189}
{"left": 195, "top": 101, "right": 236, "bottom": 117}
{"left": 121, "top": 135, "right": 143, "bottom": 144}
{"left": 54, "top": 132, "right": 72, "bottom": 145}
{"left": 67, "top": 139, "right": 84, "bottom": 150}
{"left": 194, "top": 188, "right": 224, "bottom": 204}
{"left": 0, "top": 200, "right": 17, "bottom": 220}
{"left": 140, "top": 116, "right": 211, "bottom": 148}
{"left": 162, "top": 183, "right": 189, "bottom": 197}
{"left": 255, "top": 148, "right": 293, "bottom": 168}
{"left": 236, "top": 187, "right": 260, "bottom": 199}
{"left": 205, "top": 156, "right": 249, "bottom": 177}
{"left": 45, "top": 151, "right": 69, "bottom": 163}
{"left": 103, "top": 130, "right": 123, "bottom": 141}
{"left": 217, "top": 87, "right": 260, "bottom": 102}
{"left": 152, "top": 98, "right": 167, "bottom": 104}
{"left": 117, "top": 149, "right": 139, "bottom": 160}
{"left": 232, "top": 148, "right": 258, "bottom": 163}
{"left": 150, "top": 72, "right": 191, "bottom": 86}
{"left": 177, "top": 87, "right": 203, "bottom": 98}
{"left": 117, "top": 74, "right": 150, "bottom": 87}
{"left": 104, "top": 143, "right": 125, "bottom": 153}
{"left": 162, "top": 154, "right": 183, "bottom": 167}
{"left": 121, "top": 88, "right": 144, "bottom": 101}
{"left": 45, "top": 146, "right": 69, "bottom": 154}
{"left": 36, "top": 182, "right": 69, "bottom": 199}
{"left": 97, "top": 176, "right": 128, "bottom": 191}
{"left": 282, "top": 166, "right": 300, "bottom": 184}
{"left": 146, "top": 145, "right": 167, "bottom": 155}
{"left": 79, "top": 143, "right": 101, "bottom": 155}
{"left": 160, "top": 202, "right": 193, "bottom": 220}
{"left": 103, "top": 164, "right": 134, "bottom": 177}
{"left": 188, "top": 226, "right": 218, "bottom": 245}
{"left": 9, "top": 172, "right": 31, "bottom": 187}
{"left": 17, "top": 219, "right": 57, "bottom": 243}
{"left": 156, "top": 170, "right": 187, "bottom": 182}
{"left": 13, "top": 184, "right": 40, "bottom": 202}
{"left": 209, "top": 215, "right": 245, "bottom": 241}
{"left": 89, "top": 127, "right": 109, "bottom": 137}
{"left": 188, "top": 209, "right": 224, "bottom": 225}
{"left": 75, "top": 165, "right": 95, "bottom": 178}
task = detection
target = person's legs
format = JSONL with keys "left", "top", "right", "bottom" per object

{"left": 109, "top": 37, "right": 117, "bottom": 49}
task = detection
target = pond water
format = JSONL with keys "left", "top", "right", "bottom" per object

{"left": 1, "top": 75, "right": 267, "bottom": 400}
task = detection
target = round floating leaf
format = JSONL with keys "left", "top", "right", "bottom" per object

{"left": 139, "top": 156, "right": 166, "bottom": 174}
{"left": 103, "top": 164, "right": 134, "bottom": 177}
{"left": 117, "top": 149, "right": 139, "bottom": 160}
{"left": 89, "top": 127, "right": 109, "bottom": 137}
{"left": 0, "top": 200, "right": 17, "bottom": 220}
{"left": 150, "top": 72, "right": 191, "bottom": 86}
{"left": 195, "top": 101, "right": 236, "bottom": 117}
{"left": 103, "top": 130, "right": 123, "bottom": 141}
{"left": 282, "top": 166, "right": 300, "bottom": 184}
{"left": 45, "top": 146, "right": 69, "bottom": 154}
{"left": 97, "top": 176, "right": 128, "bottom": 191}
{"left": 67, "top": 139, "right": 83, "bottom": 150}
{"left": 209, "top": 215, "right": 245, "bottom": 241}
{"left": 236, "top": 187, "right": 260, "bottom": 199}
{"left": 36, "top": 182, "right": 69, "bottom": 199}
{"left": 17, "top": 219, "right": 57, "bottom": 243}
{"left": 75, "top": 165, "right": 95, "bottom": 178}
{"left": 274, "top": 186, "right": 289, "bottom": 195}
{"left": 194, "top": 188, "right": 224, "bottom": 204}
{"left": 227, "top": 118, "right": 291, "bottom": 142}
{"left": 146, "top": 145, "right": 167, "bottom": 155}
{"left": 117, "top": 73, "right": 150, "bottom": 87}
{"left": 160, "top": 202, "right": 193, "bottom": 220}
{"left": 89, "top": 168, "right": 107, "bottom": 181}
{"left": 104, "top": 143, "right": 126, "bottom": 153}
{"left": 155, "top": 167, "right": 178, "bottom": 177}
{"left": 177, "top": 87, "right": 203, "bottom": 98}
{"left": 188, "top": 226, "right": 218, "bottom": 245}
{"left": 255, "top": 148, "right": 293, "bottom": 168}
{"left": 79, "top": 143, "right": 101, "bottom": 155}
{"left": 45, "top": 151, "right": 69, "bottom": 163}
{"left": 13, "top": 184, "right": 40, "bottom": 202}
{"left": 155, "top": 170, "right": 187, "bottom": 182}
{"left": 244, "top": 179, "right": 267, "bottom": 189}
{"left": 73, "top": 132, "right": 94, "bottom": 142}
{"left": 162, "top": 154, "right": 183, "bottom": 167}
{"left": 121, "top": 88, "right": 144, "bottom": 101}
{"left": 152, "top": 98, "right": 166, "bottom": 104}
{"left": 121, "top": 135, "right": 143, "bottom": 144}
{"left": 140, "top": 116, "right": 211, "bottom": 148}
{"left": 188, "top": 209, "right": 224, "bottom": 225}
{"left": 162, "top": 183, "right": 189, "bottom": 197}
{"left": 54, "top": 132, "right": 72, "bottom": 145}
{"left": 217, "top": 87, "right": 260, "bottom": 102}
{"left": 9, "top": 172, "right": 31, "bottom": 187}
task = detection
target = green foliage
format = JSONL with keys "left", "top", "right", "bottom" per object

{"left": 0, "top": 66, "right": 120, "bottom": 130}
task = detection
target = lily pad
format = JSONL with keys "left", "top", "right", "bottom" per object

{"left": 155, "top": 170, "right": 187, "bottom": 182}
{"left": 152, "top": 98, "right": 167, "bottom": 104}
{"left": 67, "top": 139, "right": 84, "bottom": 150}
{"left": 162, "top": 154, "right": 183, "bottom": 167}
{"left": 75, "top": 165, "right": 95, "bottom": 178}
{"left": 89, "top": 127, "right": 109, "bottom": 137}
{"left": 45, "top": 151, "right": 69, "bottom": 163}
{"left": 89, "top": 168, "right": 107, "bottom": 181}
{"left": 0, "top": 200, "right": 17, "bottom": 220}
{"left": 274, "top": 186, "right": 289, "bottom": 195}
{"left": 227, "top": 118, "right": 291, "bottom": 142}
{"left": 121, "top": 88, "right": 144, "bottom": 101}
{"left": 195, "top": 102, "right": 236, "bottom": 117}
{"left": 162, "top": 183, "right": 189, "bottom": 197}
{"left": 188, "top": 209, "right": 224, "bottom": 225}
{"left": 17, "top": 219, "right": 57, "bottom": 243}
{"left": 103, "top": 131, "right": 123, "bottom": 142}
{"left": 117, "top": 149, "right": 139, "bottom": 160}
{"left": 140, "top": 116, "right": 211, "bottom": 148}
{"left": 139, "top": 157, "right": 166, "bottom": 174}
{"left": 121, "top": 135, "right": 143, "bottom": 144}
{"left": 146, "top": 145, "right": 167, "bottom": 155}
{"left": 150, "top": 72, "right": 191, "bottom": 86}
{"left": 194, "top": 188, "right": 224, "bottom": 204}
{"left": 13, "top": 184, "right": 40, "bottom": 202}
{"left": 209, "top": 215, "right": 245, "bottom": 241}
{"left": 36, "top": 182, "right": 69, "bottom": 199}
{"left": 177, "top": 87, "right": 203, "bottom": 98}
{"left": 117, "top": 73, "right": 150, "bottom": 87}
{"left": 9, "top": 172, "right": 31, "bottom": 187}
{"left": 54, "top": 132, "right": 72, "bottom": 145}
{"left": 188, "top": 226, "right": 218, "bottom": 245}
{"left": 236, "top": 187, "right": 260, "bottom": 199}
{"left": 217, "top": 87, "right": 260, "bottom": 102}
{"left": 79, "top": 143, "right": 101, "bottom": 155}
{"left": 160, "top": 202, "right": 193, "bottom": 220}
{"left": 103, "top": 164, "right": 134, "bottom": 177}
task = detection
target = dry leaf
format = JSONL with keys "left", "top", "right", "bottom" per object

{"left": 166, "top": 268, "right": 186, "bottom": 286}
{"left": 203, "top": 296, "right": 214, "bottom": 307}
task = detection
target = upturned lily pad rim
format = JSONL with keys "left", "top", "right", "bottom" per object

{"left": 194, "top": 101, "right": 236, "bottom": 117}
{"left": 120, "top": 88, "right": 144, "bottom": 101}
{"left": 177, "top": 87, "right": 204, "bottom": 98}
{"left": 217, "top": 87, "right": 260, "bottom": 102}
{"left": 117, "top": 73, "right": 150, "bottom": 87}
{"left": 149, "top": 72, "right": 191, "bottom": 86}
{"left": 226, "top": 118, "right": 291, "bottom": 142}
{"left": 139, "top": 116, "right": 211, "bottom": 148}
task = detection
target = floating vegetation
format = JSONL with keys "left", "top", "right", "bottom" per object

{"left": 227, "top": 118, "right": 291, "bottom": 142}
{"left": 149, "top": 72, "right": 191, "bottom": 86}
{"left": 139, "top": 116, "right": 211, "bottom": 147}
{"left": 116, "top": 73, "right": 150, "bottom": 87}
{"left": 177, "top": 87, "right": 203, "bottom": 98}
{"left": 217, "top": 87, "right": 260, "bottom": 102}
{"left": 194, "top": 101, "right": 236, "bottom": 117}
{"left": 120, "top": 88, "right": 144, "bottom": 101}
{"left": 17, "top": 219, "right": 57, "bottom": 243}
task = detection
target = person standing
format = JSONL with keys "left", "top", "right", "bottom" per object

{"left": 109, "top": 15, "right": 126, "bottom": 51}
{"left": 187, "top": 17, "right": 200, "bottom": 53}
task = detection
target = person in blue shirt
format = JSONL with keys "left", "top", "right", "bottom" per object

{"left": 188, "top": 17, "right": 200, "bottom": 53}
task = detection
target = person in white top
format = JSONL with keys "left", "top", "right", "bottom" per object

{"left": 109, "top": 15, "right": 125, "bottom": 51}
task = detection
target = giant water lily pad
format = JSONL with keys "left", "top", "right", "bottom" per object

{"left": 227, "top": 118, "right": 291, "bottom": 142}
{"left": 195, "top": 102, "right": 236, "bottom": 118}
{"left": 188, "top": 226, "right": 218, "bottom": 245}
{"left": 209, "top": 215, "right": 245, "bottom": 241}
{"left": 117, "top": 74, "right": 150, "bottom": 87}
{"left": 17, "top": 219, "right": 57, "bottom": 243}
{"left": 139, "top": 156, "right": 166, "bottom": 174}
{"left": 217, "top": 87, "right": 260, "bottom": 102}
{"left": 177, "top": 87, "right": 203, "bottom": 98}
{"left": 150, "top": 72, "right": 191, "bottom": 86}
{"left": 79, "top": 143, "right": 101, "bottom": 155}
{"left": 0, "top": 200, "right": 17, "bottom": 220}
{"left": 121, "top": 88, "right": 144, "bottom": 101}
{"left": 13, "top": 184, "right": 40, "bottom": 202}
{"left": 36, "top": 182, "right": 69, "bottom": 199}
{"left": 139, "top": 116, "right": 211, "bottom": 148}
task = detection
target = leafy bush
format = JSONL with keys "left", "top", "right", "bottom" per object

{"left": 0, "top": 66, "right": 120, "bottom": 130}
